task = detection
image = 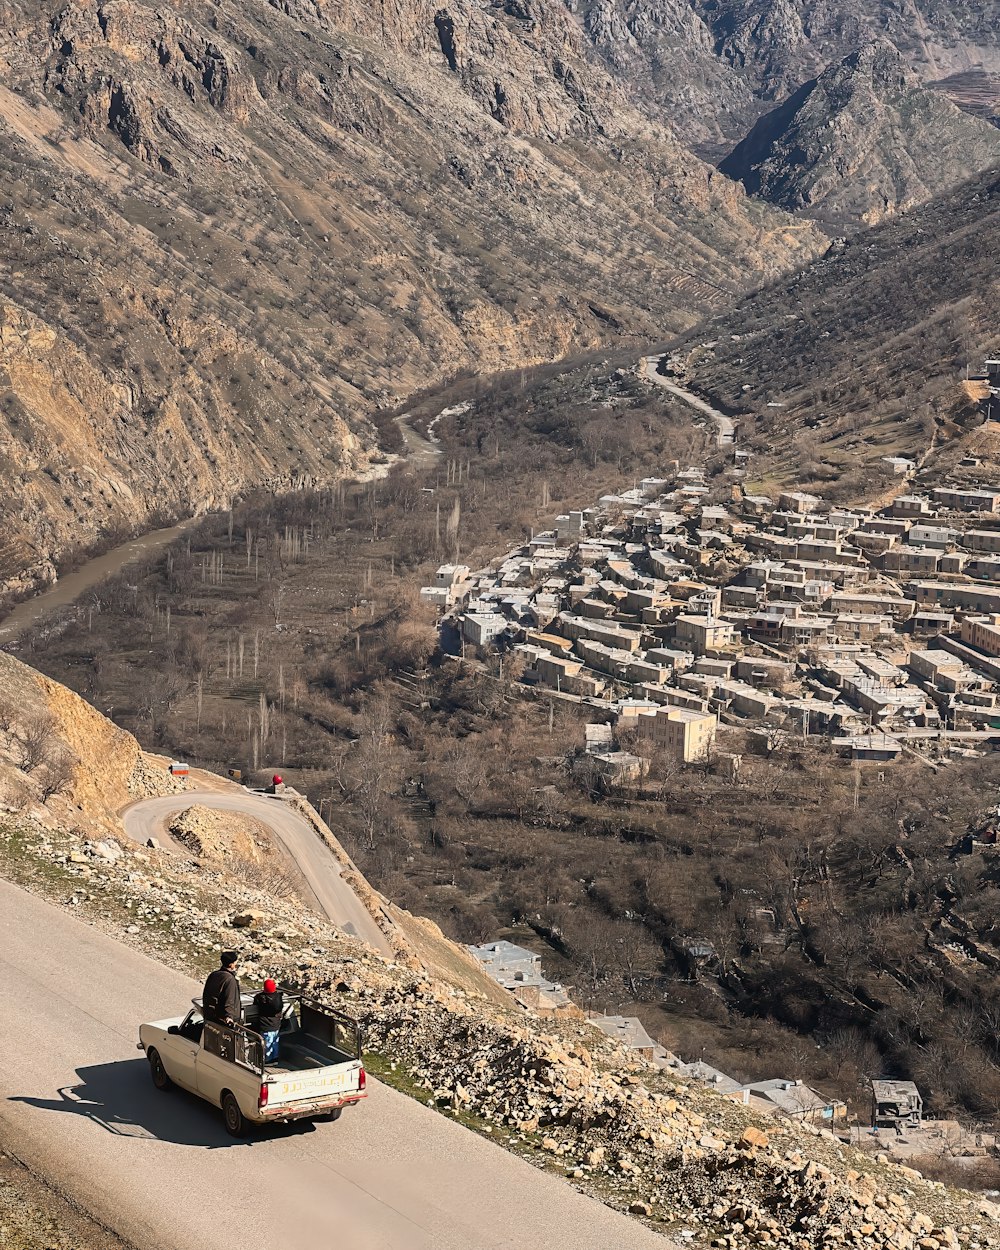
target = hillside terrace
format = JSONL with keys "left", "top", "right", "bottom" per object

{"left": 424, "top": 476, "right": 1000, "bottom": 761}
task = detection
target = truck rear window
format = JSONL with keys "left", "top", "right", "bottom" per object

{"left": 203, "top": 1021, "right": 264, "bottom": 1071}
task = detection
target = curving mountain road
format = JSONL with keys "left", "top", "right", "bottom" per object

{"left": 122, "top": 792, "right": 393, "bottom": 957}
{"left": 0, "top": 879, "right": 673, "bottom": 1250}
{"left": 641, "top": 354, "right": 737, "bottom": 447}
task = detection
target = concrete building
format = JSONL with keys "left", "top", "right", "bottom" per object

{"left": 638, "top": 706, "right": 718, "bottom": 762}
{"left": 674, "top": 614, "right": 735, "bottom": 655}
{"left": 892, "top": 496, "right": 934, "bottom": 518}
{"left": 588, "top": 1015, "right": 659, "bottom": 1061}
{"left": 833, "top": 734, "right": 904, "bottom": 762}
{"left": 731, "top": 1079, "right": 846, "bottom": 1123}
{"left": 462, "top": 613, "right": 508, "bottom": 647}
{"left": 961, "top": 615, "right": 1000, "bottom": 657}
{"left": 436, "top": 563, "right": 471, "bottom": 588}
{"left": 468, "top": 941, "right": 578, "bottom": 1017}
{"left": 931, "top": 486, "right": 1000, "bottom": 514}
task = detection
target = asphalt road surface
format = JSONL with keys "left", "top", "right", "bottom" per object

{"left": 122, "top": 792, "right": 393, "bottom": 957}
{"left": 0, "top": 880, "right": 673, "bottom": 1250}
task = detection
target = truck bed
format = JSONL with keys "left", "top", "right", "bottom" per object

{"left": 266, "top": 1039, "right": 351, "bottom": 1076}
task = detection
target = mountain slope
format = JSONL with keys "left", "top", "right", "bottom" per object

{"left": 719, "top": 41, "right": 1000, "bottom": 226}
{"left": 572, "top": 0, "right": 1000, "bottom": 160}
{"left": 676, "top": 164, "right": 1000, "bottom": 496}
{"left": 0, "top": 0, "right": 822, "bottom": 598}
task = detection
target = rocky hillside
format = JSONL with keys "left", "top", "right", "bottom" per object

{"left": 573, "top": 0, "right": 1000, "bottom": 152}
{"left": 0, "top": 649, "right": 181, "bottom": 830}
{"left": 0, "top": 650, "right": 998, "bottom": 1249}
{"left": 0, "top": 0, "right": 823, "bottom": 599}
{"left": 675, "top": 163, "right": 1000, "bottom": 496}
{"left": 719, "top": 42, "right": 1000, "bottom": 227}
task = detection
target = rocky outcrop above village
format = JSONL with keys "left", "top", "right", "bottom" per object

{"left": 0, "top": 0, "right": 826, "bottom": 598}
{"left": 719, "top": 42, "right": 1000, "bottom": 226}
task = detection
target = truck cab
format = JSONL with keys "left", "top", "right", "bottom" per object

{"left": 139, "top": 990, "right": 366, "bottom": 1136}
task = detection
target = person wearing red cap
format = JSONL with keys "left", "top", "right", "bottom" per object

{"left": 254, "top": 978, "right": 284, "bottom": 1063}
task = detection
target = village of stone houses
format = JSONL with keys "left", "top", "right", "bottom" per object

{"left": 411, "top": 395, "right": 1000, "bottom": 1168}
{"left": 424, "top": 469, "right": 1000, "bottom": 776}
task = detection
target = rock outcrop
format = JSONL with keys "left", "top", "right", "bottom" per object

{"left": 0, "top": 650, "right": 181, "bottom": 830}
{"left": 719, "top": 41, "right": 1000, "bottom": 226}
{"left": 571, "top": 0, "right": 1000, "bottom": 173}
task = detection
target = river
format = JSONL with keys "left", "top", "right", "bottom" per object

{"left": 0, "top": 517, "right": 204, "bottom": 644}
{"left": 0, "top": 415, "right": 445, "bottom": 645}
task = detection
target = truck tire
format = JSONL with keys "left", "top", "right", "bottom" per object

{"left": 324, "top": 1108, "right": 343, "bottom": 1123}
{"left": 148, "top": 1049, "right": 172, "bottom": 1091}
{"left": 222, "top": 1091, "right": 249, "bottom": 1138}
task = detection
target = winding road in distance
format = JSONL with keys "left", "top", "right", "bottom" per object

{"left": 122, "top": 790, "right": 393, "bottom": 957}
{"left": 0, "top": 879, "right": 675, "bottom": 1250}
{"left": 641, "top": 354, "right": 737, "bottom": 447}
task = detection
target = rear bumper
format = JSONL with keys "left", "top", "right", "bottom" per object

{"left": 256, "top": 1092, "right": 366, "bottom": 1123}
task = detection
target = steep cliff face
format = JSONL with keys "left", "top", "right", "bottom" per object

{"left": 0, "top": 0, "right": 823, "bottom": 595}
{"left": 719, "top": 41, "right": 1000, "bottom": 226}
{"left": 571, "top": 0, "right": 1000, "bottom": 157}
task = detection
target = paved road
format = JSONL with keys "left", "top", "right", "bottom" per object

{"left": 0, "top": 880, "right": 673, "bottom": 1250}
{"left": 641, "top": 355, "right": 737, "bottom": 447}
{"left": 122, "top": 792, "right": 393, "bottom": 957}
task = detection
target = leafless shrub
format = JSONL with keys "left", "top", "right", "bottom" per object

{"left": 15, "top": 713, "right": 59, "bottom": 773}
{"left": 37, "top": 747, "right": 77, "bottom": 803}
{"left": 908, "top": 1154, "right": 1000, "bottom": 1193}
{"left": 228, "top": 855, "right": 299, "bottom": 903}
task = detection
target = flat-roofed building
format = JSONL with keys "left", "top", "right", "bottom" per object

{"left": 909, "top": 648, "right": 964, "bottom": 684}
{"left": 912, "top": 582, "right": 1000, "bottom": 613}
{"left": 830, "top": 614, "right": 892, "bottom": 643}
{"left": 961, "top": 614, "right": 1000, "bottom": 657}
{"left": 881, "top": 547, "right": 939, "bottom": 576}
{"left": 892, "top": 495, "right": 934, "bottom": 518}
{"left": 963, "top": 530, "right": 1000, "bottom": 553}
{"left": 674, "top": 614, "right": 735, "bottom": 655}
{"left": 829, "top": 592, "right": 912, "bottom": 621}
{"left": 638, "top": 706, "right": 718, "bottom": 762}
{"left": 912, "top": 610, "right": 954, "bottom": 638}
{"left": 932, "top": 486, "right": 1000, "bottom": 513}
{"left": 462, "top": 612, "right": 508, "bottom": 647}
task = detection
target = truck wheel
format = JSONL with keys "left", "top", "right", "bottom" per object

{"left": 324, "top": 1108, "right": 343, "bottom": 1122}
{"left": 148, "top": 1049, "right": 172, "bottom": 1091}
{"left": 222, "top": 1092, "right": 248, "bottom": 1138}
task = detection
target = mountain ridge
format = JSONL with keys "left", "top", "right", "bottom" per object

{"left": 719, "top": 40, "right": 1000, "bottom": 226}
{"left": 0, "top": 0, "right": 822, "bottom": 598}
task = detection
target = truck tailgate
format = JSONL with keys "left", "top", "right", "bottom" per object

{"left": 267, "top": 1061, "right": 362, "bottom": 1108}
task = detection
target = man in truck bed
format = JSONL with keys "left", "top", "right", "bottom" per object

{"left": 202, "top": 951, "right": 241, "bottom": 1025}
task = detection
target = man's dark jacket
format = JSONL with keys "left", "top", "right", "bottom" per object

{"left": 203, "top": 967, "right": 241, "bottom": 1024}
{"left": 253, "top": 989, "right": 284, "bottom": 1034}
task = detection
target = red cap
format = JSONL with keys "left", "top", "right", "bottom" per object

{"left": 272, "top": 774, "right": 283, "bottom": 785}
{"left": 264, "top": 979, "right": 277, "bottom": 993}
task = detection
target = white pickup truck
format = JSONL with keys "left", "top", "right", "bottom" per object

{"left": 138, "top": 989, "right": 367, "bottom": 1136}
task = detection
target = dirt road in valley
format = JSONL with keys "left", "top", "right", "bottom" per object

{"left": 122, "top": 791, "right": 393, "bottom": 957}
{"left": 641, "top": 355, "right": 737, "bottom": 447}
{"left": 0, "top": 878, "right": 674, "bottom": 1250}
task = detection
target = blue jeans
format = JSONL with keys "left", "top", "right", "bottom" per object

{"left": 262, "top": 1030, "right": 280, "bottom": 1063}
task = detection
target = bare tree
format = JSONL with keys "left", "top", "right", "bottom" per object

{"left": 37, "top": 748, "right": 76, "bottom": 804}
{"left": 16, "top": 713, "right": 59, "bottom": 773}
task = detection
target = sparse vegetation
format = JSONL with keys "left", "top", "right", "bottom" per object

{"left": 17, "top": 363, "right": 1000, "bottom": 1130}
